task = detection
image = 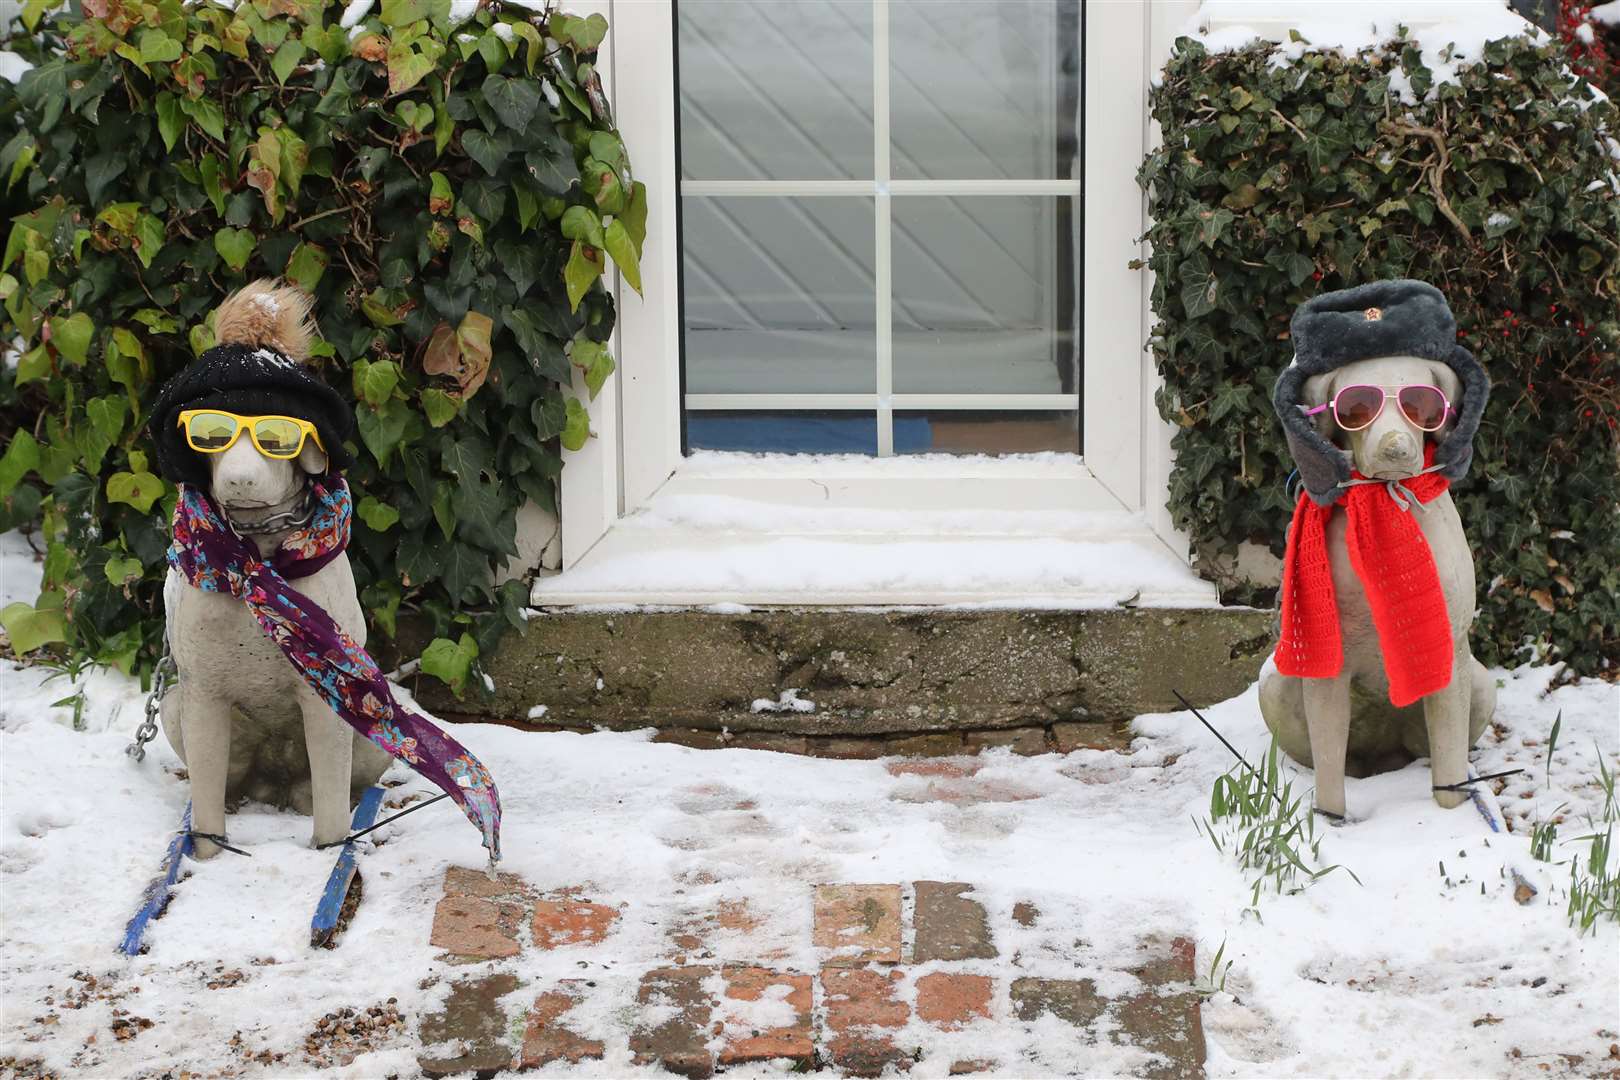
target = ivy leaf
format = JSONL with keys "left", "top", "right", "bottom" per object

{"left": 550, "top": 12, "right": 607, "bottom": 51}
{"left": 356, "top": 399, "right": 410, "bottom": 467}
{"left": 505, "top": 308, "right": 569, "bottom": 382}
{"left": 482, "top": 73, "right": 540, "bottom": 131}
{"left": 358, "top": 359, "right": 400, "bottom": 408}
{"left": 602, "top": 218, "right": 642, "bottom": 294}
{"left": 570, "top": 335, "right": 615, "bottom": 400}
{"left": 104, "top": 555, "right": 143, "bottom": 586}
{"left": 561, "top": 396, "right": 590, "bottom": 452}
{"left": 106, "top": 470, "right": 164, "bottom": 513}
{"left": 48, "top": 312, "right": 94, "bottom": 365}
{"left": 419, "top": 632, "right": 478, "bottom": 697}
{"left": 132, "top": 212, "right": 165, "bottom": 268}
{"left": 622, "top": 181, "right": 648, "bottom": 255}
{"left": 214, "top": 227, "right": 255, "bottom": 272}
{"left": 357, "top": 495, "right": 401, "bottom": 532}
{"left": 0, "top": 431, "right": 42, "bottom": 497}
{"left": 461, "top": 129, "right": 511, "bottom": 176}
{"left": 451, "top": 476, "right": 517, "bottom": 556}
{"left": 270, "top": 38, "right": 305, "bottom": 84}
{"left": 525, "top": 137, "right": 579, "bottom": 195}
{"left": 564, "top": 240, "right": 601, "bottom": 313}
{"left": 420, "top": 387, "right": 460, "bottom": 427}
{"left": 138, "top": 29, "right": 183, "bottom": 65}
{"left": 431, "top": 482, "right": 455, "bottom": 540}
{"left": 440, "top": 546, "right": 487, "bottom": 606}
{"left": 388, "top": 39, "right": 443, "bottom": 95}
{"left": 0, "top": 599, "right": 67, "bottom": 656}
{"left": 180, "top": 95, "right": 226, "bottom": 142}
{"left": 86, "top": 396, "right": 127, "bottom": 445}
{"left": 285, "top": 241, "right": 328, "bottom": 290}
{"left": 560, "top": 205, "right": 605, "bottom": 249}
{"left": 1180, "top": 273, "right": 1219, "bottom": 319}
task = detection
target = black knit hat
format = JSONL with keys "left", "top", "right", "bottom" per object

{"left": 1272, "top": 279, "right": 1489, "bottom": 504}
{"left": 148, "top": 343, "right": 354, "bottom": 488}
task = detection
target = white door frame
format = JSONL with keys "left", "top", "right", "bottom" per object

{"left": 560, "top": 0, "right": 1184, "bottom": 570}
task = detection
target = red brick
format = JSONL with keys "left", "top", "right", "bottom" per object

{"left": 889, "top": 778, "right": 1042, "bottom": 806}
{"left": 442, "top": 864, "right": 532, "bottom": 900}
{"left": 812, "top": 884, "right": 901, "bottom": 965}
{"left": 915, "top": 973, "right": 992, "bottom": 1029}
{"left": 516, "top": 984, "right": 603, "bottom": 1069}
{"left": 531, "top": 894, "right": 618, "bottom": 950}
{"left": 821, "top": 966, "right": 909, "bottom": 1031}
{"left": 429, "top": 895, "right": 522, "bottom": 959}
{"left": 630, "top": 966, "right": 713, "bottom": 1078}
{"left": 717, "top": 966, "right": 812, "bottom": 1066}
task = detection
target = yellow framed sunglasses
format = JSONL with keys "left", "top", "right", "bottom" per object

{"left": 177, "top": 409, "right": 325, "bottom": 459}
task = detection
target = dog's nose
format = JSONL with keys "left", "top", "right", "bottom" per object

{"left": 1374, "top": 430, "right": 1420, "bottom": 468}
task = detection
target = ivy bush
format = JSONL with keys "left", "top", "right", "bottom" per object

{"left": 0, "top": 0, "right": 644, "bottom": 692}
{"left": 1140, "top": 31, "right": 1620, "bottom": 676}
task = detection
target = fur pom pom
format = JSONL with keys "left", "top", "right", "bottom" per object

{"left": 212, "top": 279, "right": 317, "bottom": 362}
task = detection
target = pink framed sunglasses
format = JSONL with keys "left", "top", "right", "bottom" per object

{"left": 1304, "top": 383, "right": 1453, "bottom": 432}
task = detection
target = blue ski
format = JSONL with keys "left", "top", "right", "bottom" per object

{"left": 118, "top": 802, "right": 195, "bottom": 956}
{"left": 310, "top": 785, "right": 386, "bottom": 947}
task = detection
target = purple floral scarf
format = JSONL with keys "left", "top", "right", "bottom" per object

{"left": 167, "top": 478, "right": 501, "bottom": 861}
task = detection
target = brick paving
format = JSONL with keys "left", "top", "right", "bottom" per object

{"left": 417, "top": 868, "right": 1207, "bottom": 1077}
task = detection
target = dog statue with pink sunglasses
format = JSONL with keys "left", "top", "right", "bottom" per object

{"left": 1259, "top": 279, "right": 1494, "bottom": 819}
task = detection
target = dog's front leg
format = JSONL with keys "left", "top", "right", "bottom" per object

{"left": 1303, "top": 675, "right": 1351, "bottom": 819}
{"left": 175, "top": 685, "right": 234, "bottom": 859}
{"left": 1424, "top": 652, "right": 1471, "bottom": 809}
{"left": 297, "top": 685, "right": 356, "bottom": 848}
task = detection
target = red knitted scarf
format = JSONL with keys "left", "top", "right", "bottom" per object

{"left": 1275, "top": 448, "right": 1453, "bottom": 707}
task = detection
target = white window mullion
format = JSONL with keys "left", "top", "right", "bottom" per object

{"left": 873, "top": 0, "right": 894, "bottom": 457}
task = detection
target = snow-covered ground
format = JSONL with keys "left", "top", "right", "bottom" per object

{"left": 1, "top": 529, "right": 1616, "bottom": 1077}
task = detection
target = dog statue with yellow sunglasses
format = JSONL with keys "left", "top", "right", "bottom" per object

{"left": 148, "top": 280, "right": 389, "bottom": 858}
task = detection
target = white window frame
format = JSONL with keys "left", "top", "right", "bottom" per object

{"left": 557, "top": 0, "right": 1193, "bottom": 573}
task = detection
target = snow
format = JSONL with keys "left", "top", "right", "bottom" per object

{"left": 749, "top": 688, "right": 816, "bottom": 715}
{"left": 1592, "top": 0, "right": 1620, "bottom": 27}
{"left": 2, "top": 530, "right": 1617, "bottom": 1076}
{"left": 1185, "top": 0, "right": 1549, "bottom": 104}
{"left": 0, "top": 50, "right": 32, "bottom": 83}
{"left": 526, "top": 703, "right": 549, "bottom": 720}
{"left": 337, "top": 0, "right": 372, "bottom": 28}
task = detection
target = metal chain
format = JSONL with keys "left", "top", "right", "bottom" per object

{"left": 126, "top": 646, "right": 175, "bottom": 763}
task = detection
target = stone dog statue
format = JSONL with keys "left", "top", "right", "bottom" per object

{"left": 1258, "top": 280, "right": 1495, "bottom": 818}
{"left": 148, "top": 281, "right": 390, "bottom": 858}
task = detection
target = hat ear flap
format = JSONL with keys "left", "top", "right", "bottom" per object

{"left": 298, "top": 439, "right": 329, "bottom": 476}
{"left": 1274, "top": 364, "right": 1352, "bottom": 505}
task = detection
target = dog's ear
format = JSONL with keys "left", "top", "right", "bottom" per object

{"left": 1302, "top": 370, "right": 1340, "bottom": 444}
{"left": 1429, "top": 362, "right": 1463, "bottom": 440}
{"left": 298, "top": 439, "right": 329, "bottom": 476}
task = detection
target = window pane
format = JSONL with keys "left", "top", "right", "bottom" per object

{"left": 891, "top": 196, "right": 1077, "bottom": 395}
{"left": 688, "top": 411, "right": 878, "bottom": 455}
{"left": 895, "top": 410, "right": 1079, "bottom": 456}
{"left": 889, "top": 0, "right": 1080, "bottom": 181}
{"left": 683, "top": 196, "right": 876, "bottom": 395}
{"left": 678, "top": 0, "right": 874, "bottom": 180}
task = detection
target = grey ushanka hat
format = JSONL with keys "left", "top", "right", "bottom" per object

{"left": 1272, "top": 279, "right": 1490, "bottom": 505}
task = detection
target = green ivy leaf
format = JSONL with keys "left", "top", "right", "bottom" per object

{"left": 104, "top": 554, "right": 144, "bottom": 586}
{"left": 155, "top": 91, "right": 185, "bottom": 151}
{"left": 421, "top": 387, "right": 460, "bottom": 427}
{"left": 420, "top": 631, "right": 478, "bottom": 696}
{"left": 569, "top": 336, "right": 615, "bottom": 400}
{"left": 561, "top": 396, "right": 590, "bottom": 452}
{"left": 270, "top": 38, "right": 305, "bottom": 84}
{"left": 358, "top": 359, "right": 401, "bottom": 409}
{"left": 357, "top": 495, "right": 401, "bottom": 532}
{"left": 550, "top": 12, "right": 607, "bottom": 51}
{"left": 86, "top": 395, "right": 127, "bottom": 445}
{"left": 564, "top": 240, "right": 601, "bottom": 313}
{"left": 180, "top": 95, "right": 226, "bottom": 142}
{"left": 48, "top": 312, "right": 94, "bottom": 365}
{"left": 602, "top": 218, "right": 641, "bottom": 294}
{"left": 356, "top": 399, "right": 410, "bottom": 466}
{"left": 431, "top": 482, "right": 455, "bottom": 540}
{"left": 560, "top": 205, "right": 605, "bottom": 249}
{"left": 461, "top": 129, "right": 512, "bottom": 176}
{"left": 106, "top": 470, "right": 164, "bottom": 513}
{"left": 214, "top": 227, "right": 255, "bottom": 272}
{"left": 0, "top": 431, "right": 42, "bottom": 497}
{"left": 138, "top": 29, "right": 184, "bottom": 65}
{"left": 482, "top": 73, "right": 540, "bottom": 131}
{"left": 285, "top": 241, "right": 328, "bottom": 290}
{"left": 0, "top": 599, "right": 67, "bottom": 656}
{"left": 622, "top": 181, "right": 648, "bottom": 255}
